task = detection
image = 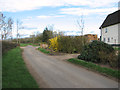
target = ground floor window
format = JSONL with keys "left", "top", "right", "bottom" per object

{"left": 108, "top": 38, "right": 110, "bottom": 42}
{"left": 104, "top": 38, "right": 105, "bottom": 42}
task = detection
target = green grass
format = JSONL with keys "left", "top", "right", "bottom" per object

{"left": 68, "top": 58, "right": 120, "bottom": 79}
{"left": 114, "top": 47, "right": 120, "bottom": 51}
{"left": 38, "top": 47, "right": 50, "bottom": 54}
{"left": 2, "top": 47, "right": 39, "bottom": 88}
{"left": 20, "top": 43, "right": 29, "bottom": 47}
{"left": 20, "top": 43, "right": 39, "bottom": 47}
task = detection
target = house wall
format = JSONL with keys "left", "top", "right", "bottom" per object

{"left": 118, "top": 24, "right": 120, "bottom": 44}
{"left": 101, "top": 23, "right": 120, "bottom": 45}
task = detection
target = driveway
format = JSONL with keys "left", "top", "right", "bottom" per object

{"left": 22, "top": 45, "right": 118, "bottom": 88}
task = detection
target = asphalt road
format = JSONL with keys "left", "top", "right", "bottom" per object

{"left": 22, "top": 46, "right": 118, "bottom": 88}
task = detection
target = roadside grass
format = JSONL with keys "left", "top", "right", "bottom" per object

{"left": 20, "top": 43, "right": 29, "bottom": 47}
{"left": 32, "top": 44, "right": 39, "bottom": 46}
{"left": 20, "top": 43, "right": 39, "bottom": 47}
{"left": 2, "top": 47, "right": 39, "bottom": 88}
{"left": 38, "top": 47, "right": 50, "bottom": 54}
{"left": 114, "top": 47, "right": 120, "bottom": 51}
{"left": 68, "top": 58, "right": 120, "bottom": 79}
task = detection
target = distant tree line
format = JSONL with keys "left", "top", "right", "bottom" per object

{"left": 12, "top": 25, "right": 63, "bottom": 44}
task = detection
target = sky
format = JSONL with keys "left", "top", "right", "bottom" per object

{"left": 0, "top": 0, "right": 119, "bottom": 38}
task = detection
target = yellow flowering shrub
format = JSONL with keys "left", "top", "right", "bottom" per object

{"left": 49, "top": 36, "right": 59, "bottom": 52}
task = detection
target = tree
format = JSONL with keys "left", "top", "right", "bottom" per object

{"left": 34, "top": 33, "right": 43, "bottom": 43}
{"left": 76, "top": 15, "right": 85, "bottom": 45}
{"left": 42, "top": 27, "right": 53, "bottom": 42}
{"left": 16, "top": 20, "right": 24, "bottom": 43}
{"left": 47, "top": 24, "right": 54, "bottom": 31}
{"left": 0, "top": 12, "right": 5, "bottom": 40}
{"left": 0, "top": 12, "right": 13, "bottom": 40}
{"left": 6, "top": 17, "right": 13, "bottom": 39}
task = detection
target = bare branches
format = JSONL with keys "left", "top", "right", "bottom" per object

{"left": 76, "top": 15, "right": 84, "bottom": 36}
{"left": 0, "top": 12, "right": 13, "bottom": 40}
{"left": 16, "top": 20, "right": 24, "bottom": 43}
{"left": 76, "top": 15, "right": 85, "bottom": 45}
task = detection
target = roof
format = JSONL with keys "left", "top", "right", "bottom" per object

{"left": 99, "top": 10, "right": 120, "bottom": 29}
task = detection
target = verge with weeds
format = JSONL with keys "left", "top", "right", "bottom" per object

{"left": 38, "top": 47, "right": 50, "bottom": 54}
{"left": 2, "top": 47, "right": 39, "bottom": 88}
{"left": 68, "top": 58, "right": 120, "bottom": 79}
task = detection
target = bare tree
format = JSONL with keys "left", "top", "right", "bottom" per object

{"left": 16, "top": 20, "right": 24, "bottom": 43}
{"left": 76, "top": 15, "right": 85, "bottom": 45}
{"left": 76, "top": 15, "right": 84, "bottom": 36}
{"left": 0, "top": 12, "right": 13, "bottom": 40}
{"left": 0, "top": 12, "right": 6, "bottom": 40}
{"left": 6, "top": 17, "right": 13, "bottom": 40}
{"left": 47, "top": 24, "right": 54, "bottom": 31}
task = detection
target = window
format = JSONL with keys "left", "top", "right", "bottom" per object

{"left": 108, "top": 38, "right": 109, "bottom": 42}
{"left": 104, "top": 38, "right": 106, "bottom": 42}
{"left": 114, "top": 39, "right": 116, "bottom": 44}
{"left": 105, "top": 28, "right": 107, "bottom": 33}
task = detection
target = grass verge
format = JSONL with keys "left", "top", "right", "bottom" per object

{"left": 20, "top": 43, "right": 29, "bottom": 47}
{"left": 2, "top": 47, "right": 39, "bottom": 88}
{"left": 114, "top": 47, "right": 120, "bottom": 51}
{"left": 20, "top": 43, "right": 39, "bottom": 47}
{"left": 68, "top": 58, "right": 120, "bottom": 79}
{"left": 38, "top": 47, "right": 50, "bottom": 54}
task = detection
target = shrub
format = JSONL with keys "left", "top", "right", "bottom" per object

{"left": 118, "top": 51, "right": 120, "bottom": 68}
{"left": 49, "top": 36, "right": 88, "bottom": 53}
{"left": 78, "top": 40, "right": 114, "bottom": 63}
{"left": 57, "top": 36, "right": 88, "bottom": 53}
{"left": 98, "top": 51, "right": 109, "bottom": 64}
{"left": 58, "top": 36, "right": 74, "bottom": 53}
{"left": 107, "top": 51, "right": 118, "bottom": 68}
{"left": 74, "top": 36, "right": 88, "bottom": 53}
{"left": 49, "top": 36, "right": 59, "bottom": 51}
{"left": 2, "top": 41, "right": 18, "bottom": 53}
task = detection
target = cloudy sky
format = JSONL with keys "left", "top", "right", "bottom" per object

{"left": 0, "top": 0, "right": 119, "bottom": 38}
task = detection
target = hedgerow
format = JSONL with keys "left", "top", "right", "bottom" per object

{"left": 49, "top": 36, "right": 88, "bottom": 53}
{"left": 2, "top": 41, "right": 18, "bottom": 53}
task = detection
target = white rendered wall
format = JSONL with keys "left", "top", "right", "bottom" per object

{"left": 101, "top": 23, "right": 120, "bottom": 44}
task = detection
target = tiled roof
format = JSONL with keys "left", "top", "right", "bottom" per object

{"left": 99, "top": 10, "right": 120, "bottom": 29}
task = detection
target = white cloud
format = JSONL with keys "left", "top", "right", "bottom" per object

{"left": 22, "top": 16, "right": 33, "bottom": 21}
{"left": 64, "top": 0, "right": 119, "bottom": 7}
{"left": 37, "top": 15, "right": 51, "bottom": 19}
{"left": 37, "top": 15, "right": 65, "bottom": 19}
{"left": 0, "top": 0, "right": 68, "bottom": 12}
{"left": 0, "top": 0, "right": 119, "bottom": 12}
{"left": 60, "top": 7, "right": 118, "bottom": 16}
{"left": 53, "top": 15, "right": 65, "bottom": 17}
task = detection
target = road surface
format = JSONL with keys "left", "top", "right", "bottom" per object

{"left": 22, "top": 46, "right": 119, "bottom": 88}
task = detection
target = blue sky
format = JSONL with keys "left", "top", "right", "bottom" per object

{"left": 0, "top": 0, "right": 119, "bottom": 38}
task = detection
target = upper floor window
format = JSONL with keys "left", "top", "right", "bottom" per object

{"left": 105, "top": 28, "right": 107, "bottom": 33}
